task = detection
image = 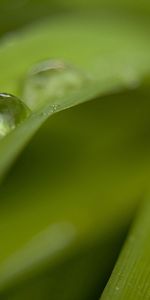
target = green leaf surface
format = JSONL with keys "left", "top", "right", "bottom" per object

{"left": 0, "top": 12, "right": 150, "bottom": 299}
{"left": 0, "top": 14, "right": 150, "bottom": 181}
{"left": 101, "top": 198, "right": 150, "bottom": 300}
{"left": 1, "top": 87, "right": 150, "bottom": 298}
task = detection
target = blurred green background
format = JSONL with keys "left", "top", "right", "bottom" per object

{"left": 0, "top": 0, "right": 150, "bottom": 299}
{"left": 0, "top": 0, "right": 150, "bottom": 36}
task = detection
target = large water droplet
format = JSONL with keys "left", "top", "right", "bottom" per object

{"left": 0, "top": 93, "right": 30, "bottom": 139}
{"left": 23, "top": 59, "right": 90, "bottom": 111}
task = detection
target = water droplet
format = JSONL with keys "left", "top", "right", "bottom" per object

{"left": 0, "top": 93, "right": 30, "bottom": 139}
{"left": 23, "top": 59, "right": 90, "bottom": 111}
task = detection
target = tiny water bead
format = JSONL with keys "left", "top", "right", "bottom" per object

{"left": 0, "top": 93, "right": 30, "bottom": 139}
{"left": 23, "top": 59, "right": 90, "bottom": 111}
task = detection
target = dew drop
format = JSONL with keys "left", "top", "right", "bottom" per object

{"left": 23, "top": 59, "right": 90, "bottom": 111}
{"left": 0, "top": 93, "right": 30, "bottom": 139}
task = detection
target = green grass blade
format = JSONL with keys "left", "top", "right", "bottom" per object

{"left": 101, "top": 198, "right": 150, "bottom": 299}
{"left": 0, "top": 79, "right": 118, "bottom": 182}
{"left": 0, "top": 224, "right": 125, "bottom": 300}
{"left": 0, "top": 12, "right": 150, "bottom": 300}
{"left": 0, "top": 15, "right": 150, "bottom": 181}
{"left": 1, "top": 87, "right": 150, "bottom": 297}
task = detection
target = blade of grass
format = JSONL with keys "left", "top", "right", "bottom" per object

{"left": 1, "top": 87, "right": 150, "bottom": 297}
{"left": 0, "top": 79, "right": 121, "bottom": 182}
{"left": 0, "top": 226, "right": 126, "bottom": 300}
{"left": 0, "top": 13, "right": 150, "bottom": 299}
{"left": 0, "top": 15, "right": 150, "bottom": 181}
{"left": 101, "top": 197, "right": 150, "bottom": 300}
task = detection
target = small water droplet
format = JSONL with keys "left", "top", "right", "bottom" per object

{"left": 0, "top": 93, "right": 30, "bottom": 139}
{"left": 23, "top": 59, "right": 90, "bottom": 111}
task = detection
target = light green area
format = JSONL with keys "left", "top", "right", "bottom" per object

{"left": 0, "top": 6, "right": 150, "bottom": 300}
{"left": 0, "top": 15, "right": 150, "bottom": 179}
{"left": 23, "top": 59, "right": 92, "bottom": 111}
{"left": 101, "top": 199, "right": 150, "bottom": 299}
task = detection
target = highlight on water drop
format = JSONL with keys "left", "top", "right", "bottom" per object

{"left": 0, "top": 93, "right": 30, "bottom": 139}
{"left": 23, "top": 59, "right": 90, "bottom": 111}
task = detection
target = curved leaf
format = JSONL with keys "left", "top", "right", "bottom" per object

{"left": 0, "top": 15, "right": 150, "bottom": 181}
{"left": 0, "top": 13, "right": 150, "bottom": 299}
